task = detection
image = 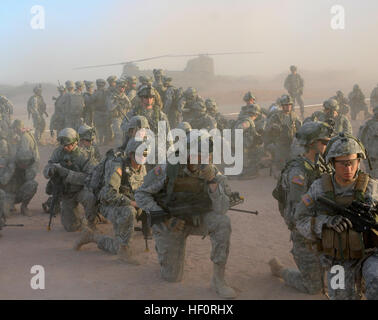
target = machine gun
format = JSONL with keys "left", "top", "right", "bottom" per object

{"left": 147, "top": 192, "right": 258, "bottom": 227}
{"left": 317, "top": 196, "right": 378, "bottom": 233}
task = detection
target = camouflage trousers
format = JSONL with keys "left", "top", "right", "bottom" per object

{"left": 0, "top": 180, "right": 38, "bottom": 217}
{"left": 60, "top": 188, "right": 96, "bottom": 232}
{"left": 93, "top": 111, "right": 111, "bottom": 145}
{"left": 325, "top": 252, "right": 378, "bottom": 300}
{"left": 152, "top": 211, "right": 231, "bottom": 282}
{"left": 96, "top": 204, "right": 136, "bottom": 254}
{"left": 350, "top": 104, "right": 370, "bottom": 120}
{"left": 289, "top": 93, "right": 304, "bottom": 117}
{"left": 32, "top": 114, "right": 46, "bottom": 142}
{"left": 281, "top": 230, "right": 324, "bottom": 294}
{"left": 111, "top": 118, "right": 123, "bottom": 147}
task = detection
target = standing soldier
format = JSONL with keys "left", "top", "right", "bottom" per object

{"left": 295, "top": 133, "right": 378, "bottom": 299}
{"left": 135, "top": 131, "right": 237, "bottom": 299}
{"left": 78, "top": 124, "right": 101, "bottom": 163}
{"left": 233, "top": 104, "right": 263, "bottom": 179}
{"left": 269, "top": 121, "right": 333, "bottom": 295}
{"left": 153, "top": 69, "right": 166, "bottom": 100}
{"left": 83, "top": 80, "right": 95, "bottom": 126}
{"left": 205, "top": 98, "right": 229, "bottom": 131}
{"left": 43, "top": 128, "right": 97, "bottom": 231}
{"left": 334, "top": 90, "right": 350, "bottom": 117}
{"left": 348, "top": 84, "right": 370, "bottom": 120}
{"left": 284, "top": 65, "right": 305, "bottom": 120}
{"left": 358, "top": 106, "right": 378, "bottom": 178}
{"left": 74, "top": 138, "right": 147, "bottom": 264}
{"left": 307, "top": 98, "right": 352, "bottom": 135}
{"left": 50, "top": 85, "right": 66, "bottom": 138}
{"left": 0, "top": 95, "right": 14, "bottom": 128}
{"left": 265, "top": 94, "right": 302, "bottom": 177}
{"left": 163, "top": 77, "right": 182, "bottom": 129}
{"left": 27, "top": 84, "right": 48, "bottom": 143}
{"left": 63, "top": 81, "right": 85, "bottom": 131}
{"left": 126, "top": 76, "right": 138, "bottom": 105}
{"left": 90, "top": 79, "right": 107, "bottom": 145}
{"left": 370, "top": 83, "right": 378, "bottom": 111}
{"left": 178, "top": 87, "right": 206, "bottom": 122}
{"left": 106, "top": 79, "right": 131, "bottom": 146}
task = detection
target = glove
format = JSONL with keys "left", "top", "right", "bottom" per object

{"left": 165, "top": 217, "right": 185, "bottom": 232}
{"left": 53, "top": 163, "right": 69, "bottom": 178}
{"left": 326, "top": 215, "right": 353, "bottom": 233}
{"left": 199, "top": 164, "right": 216, "bottom": 183}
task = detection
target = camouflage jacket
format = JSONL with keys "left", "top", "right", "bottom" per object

{"left": 309, "top": 111, "right": 352, "bottom": 135}
{"left": 284, "top": 74, "right": 304, "bottom": 95}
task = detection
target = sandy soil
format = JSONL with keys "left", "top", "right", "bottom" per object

{"left": 0, "top": 99, "right": 367, "bottom": 300}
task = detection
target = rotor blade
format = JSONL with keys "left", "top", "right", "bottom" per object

{"left": 167, "top": 51, "right": 263, "bottom": 58}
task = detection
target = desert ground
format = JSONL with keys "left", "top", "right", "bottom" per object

{"left": 0, "top": 91, "right": 369, "bottom": 300}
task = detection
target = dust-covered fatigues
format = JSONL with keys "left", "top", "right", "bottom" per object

{"left": 295, "top": 173, "right": 378, "bottom": 299}
{"left": 284, "top": 73, "right": 304, "bottom": 117}
{"left": 27, "top": 94, "right": 47, "bottom": 142}
{"left": 43, "top": 146, "right": 96, "bottom": 232}
{"left": 62, "top": 91, "right": 85, "bottom": 131}
{"left": 358, "top": 116, "right": 378, "bottom": 179}
{"left": 348, "top": 88, "right": 369, "bottom": 120}
{"left": 309, "top": 111, "right": 352, "bottom": 135}
{"left": 135, "top": 164, "right": 232, "bottom": 282}
{"left": 50, "top": 94, "right": 66, "bottom": 134}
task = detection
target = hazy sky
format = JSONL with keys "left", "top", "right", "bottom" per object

{"left": 1, "top": 0, "right": 377, "bottom": 84}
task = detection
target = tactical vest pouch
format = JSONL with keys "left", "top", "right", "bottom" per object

{"left": 349, "top": 230, "right": 364, "bottom": 259}
{"left": 322, "top": 227, "right": 336, "bottom": 257}
{"left": 173, "top": 176, "right": 203, "bottom": 194}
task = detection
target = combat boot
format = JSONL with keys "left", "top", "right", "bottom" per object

{"left": 117, "top": 245, "right": 141, "bottom": 266}
{"left": 21, "top": 203, "right": 32, "bottom": 217}
{"left": 73, "top": 227, "right": 97, "bottom": 250}
{"left": 268, "top": 257, "right": 284, "bottom": 278}
{"left": 211, "top": 264, "right": 236, "bottom": 299}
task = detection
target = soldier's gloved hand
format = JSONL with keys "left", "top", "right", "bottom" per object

{"left": 326, "top": 215, "right": 353, "bottom": 233}
{"left": 165, "top": 217, "right": 185, "bottom": 232}
{"left": 53, "top": 163, "right": 69, "bottom": 178}
{"left": 192, "top": 215, "right": 201, "bottom": 227}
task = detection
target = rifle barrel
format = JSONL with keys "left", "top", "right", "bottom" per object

{"left": 229, "top": 208, "right": 258, "bottom": 215}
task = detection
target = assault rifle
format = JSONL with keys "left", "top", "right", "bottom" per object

{"left": 317, "top": 196, "right": 378, "bottom": 233}
{"left": 135, "top": 209, "right": 152, "bottom": 252}
{"left": 3, "top": 224, "right": 24, "bottom": 227}
{"left": 47, "top": 173, "right": 63, "bottom": 231}
{"left": 147, "top": 192, "right": 258, "bottom": 227}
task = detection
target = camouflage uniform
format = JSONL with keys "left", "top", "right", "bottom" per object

{"left": 162, "top": 77, "right": 183, "bottom": 128}
{"left": 265, "top": 95, "right": 302, "bottom": 175}
{"left": 0, "top": 120, "right": 39, "bottom": 217}
{"left": 125, "top": 76, "right": 138, "bottom": 105}
{"left": 43, "top": 128, "right": 97, "bottom": 232}
{"left": 205, "top": 98, "right": 229, "bottom": 131}
{"left": 284, "top": 66, "right": 305, "bottom": 119}
{"left": 295, "top": 134, "right": 378, "bottom": 299}
{"left": 348, "top": 84, "right": 370, "bottom": 120}
{"left": 233, "top": 104, "right": 263, "bottom": 178}
{"left": 187, "top": 103, "right": 217, "bottom": 131}
{"left": 370, "top": 84, "right": 378, "bottom": 110}
{"left": 27, "top": 85, "right": 47, "bottom": 142}
{"left": 63, "top": 81, "right": 85, "bottom": 131}
{"left": 0, "top": 95, "right": 13, "bottom": 128}
{"left": 83, "top": 81, "right": 95, "bottom": 126}
{"left": 89, "top": 79, "right": 108, "bottom": 144}
{"left": 120, "top": 115, "right": 150, "bottom": 150}
{"left": 177, "top": 87, "right": 206, "bottom": 122}
{"left": 78, "top": 124, "right": 101, "bottom": 163}
{"left": 106, "top": 80, "right": 131, "bottom": 146}
{"left": 358, "top": 106, "right": 378, "bottom": 178}
{"left": 307, "top": 98, "right": 352, "bottom": 135}
{"left": 50, "top": 86, "right": 66, "bottom": 137}
{"left": 334, "top": 91, "right": 350, "bottom": 117}
{"left": 135, "top": 132, "right": 236, "bottom": 298}
{"left": 153, "top": 69, "right": 166, "bottom": 100}
{"left": 270, "top": 122, "right": 333, "bottom": 294}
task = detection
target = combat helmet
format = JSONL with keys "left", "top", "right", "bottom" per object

{"left": 280, "top": 94, "right": 294, "bottom": 106}
{"left": 126, "top": 76, "right": 137, "bottom": 85}
{"left": 324, "top": 133, "right": 367, "bottom": 164}
{"left": 33, "top": 84, "right": 42, "bottom": 94}
{"left": 137, "top": 84, "right": 156, "bottom": 98}
{"left": 205, "top": 98, "right": 217, "bottom": 112}
{"left": 11, "top": 119, "right": 24, "bottom": 131}
{"left": 57, "top": 85, "right": 65, "bottom": 93}
{"left": 290, "top": 65, "right": 297, "bottom": 72}
{"left": 116, "top": 79, "right": 127, "bottom": 88}
{"left": 323, "top": 98, "right": 339, "bottom": 111}
{"left": 75, "top": 81, "right": 84, "bottom": 89}
{"left": 107, "top": 75, "right": 117, "bottom": 85}
{"left": 78, "top": 124, "right": 96, "bottom": 141}
{"left": 138, "top": 75, "right": 153, "bottom": 85}
{"left": 353, "top": 84, "right": 360, "bottom": 90}
{"left": 65, "top": 80, "right": 75, "bottom": 89}
{"left": 57, "top": 128, "right": 79, "bottom": 146}
{"left": 184, "top": 87, "right": 198, "bottom": 100}
{"left": 243, "top": 91, "right": 256, "bottom": 102}
{"left": 163, "top": 76, "right": 172, "bottom": 85}
{"left": 84, "top": 80, "right": 94, "bottom": 89}
{"left": 123, "top": 115, "right": 150, "bottom": 133}
{"left": 295, "top": 121, "right": 333, "bottom": 147}
{"left": 96, "top": 79, "right": 106, "bottom": 87}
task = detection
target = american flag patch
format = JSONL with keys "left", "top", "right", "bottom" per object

{"left": 302, "top": 194, "right": 314, "bottom": 207}
{"left": 292, "top": 175, "right": 304, "bottom": 186}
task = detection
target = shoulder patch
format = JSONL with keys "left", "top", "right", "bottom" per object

{"left": 302, "top": 194, "right": 314, "bottom": 207}
{"left": 242, "top": 121, "right": 249, "bottom": 129}
{"left": 116, "top": 167, "right": 122, "bottom": 177}
{"left": 292, "top": 175, "right": 305, "bottom": 186}
{"left": 154, "top": 166, "right": 162, "bottom": 176}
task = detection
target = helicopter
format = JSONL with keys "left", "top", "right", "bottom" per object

{"left": 74, "top": 51, "right": 263, "bottom": 87}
